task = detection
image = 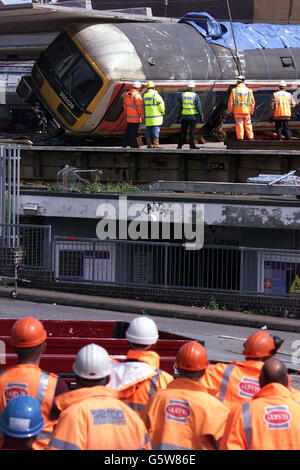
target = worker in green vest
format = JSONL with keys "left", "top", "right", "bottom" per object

{"left": 143, "top": 81, "right": 165, "bottom": 149}
{"left": 177, "top": 81, "right": 204, "bottom": 149}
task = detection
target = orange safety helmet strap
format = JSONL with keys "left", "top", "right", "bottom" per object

{"left": 176, "top": 341, "right": 208, "bottom": 371}
{"left": 10, "top": 317, "right": 47, "bottom": 348}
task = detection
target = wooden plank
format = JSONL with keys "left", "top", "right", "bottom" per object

{"left": 227, "top": 139, "right": 300, "bottom": 150}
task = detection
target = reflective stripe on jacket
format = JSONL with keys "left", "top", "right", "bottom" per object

{"left": 0, "top": 364, "right": 59, "bottom": 450}
{"left": 181, "top": 91, "right": 198, "bottom": 116}
{"left": 143, "top": 89, "right": 165, "bottom": 126}
{"left": 228, "top": 83, "right": 255, "bottom": 115}
{"left": 109, "top": 349, "right": 173, "bottom": 416}
{"left": 141, "top": 377, "right": 230, "bottom": 450}
{"left": 220, "top": 383, "right": 300, "bottom": 450}
{"left": 201, "top": 360, "right": 263, "bottom": 410}
{"left": 271, "top": 90, "right": 295, "bottom": 119}
{"left": 124, "top": 89, "right": 144, "bottom": 123}
{"left": 47, "top": 386, "right": 151, "bottom": 450}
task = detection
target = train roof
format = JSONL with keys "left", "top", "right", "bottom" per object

{"left": 0, "top": 2, "right": 172, "bottom": 34}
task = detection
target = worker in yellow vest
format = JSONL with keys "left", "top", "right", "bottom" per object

{"left": 143, "top": 81, "right": 165, "bottom": 149}
{"left": 177, "top": 81, "right": 204, "bottom": 150}
{"left": 227, "top": 75, "right": 255, "bottom": 140}
{"left": 270, "top": 81, "right": 295, "bottom": 140}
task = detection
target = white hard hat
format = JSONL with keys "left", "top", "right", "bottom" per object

{"left": 188, "top": 80, "right": 195, "bottom": 89}
{"left": 279, "top": 80, "right": 287, "bottom": 88}
{"left": 237, "top": 74, "right": 245, "bottom": 82}
{"left": 133, "top": 80, "right": 141, "bottom": 89}
{"left": 126, "top": 316, "right": 159, "bottom": 345}
{"left": 73, "top": 343, "right": 112, "bottom": 379}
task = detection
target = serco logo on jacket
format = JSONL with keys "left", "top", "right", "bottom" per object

{"left": 47, "top": 386, "right": 151, "bottom": 450}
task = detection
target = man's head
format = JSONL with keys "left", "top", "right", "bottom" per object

{"left": 237, "top": 74, "right": 246, "bottom": 83}
{"left": 133, "top": 81, "right": 141, "bottom": 89}
{"left": 10, "top": 317, "right": 47, "bottom": 364}
{"left": 147, "top": 81, "right": 155, "bottom": 89}
{"left": 259, "top": 358, "right": 288, "bottom": 389}
{"left": 175, "top": 341, "right": 209, "bottom": 381}
{"left": 73, "top": 343, "right": 112, "bottom": 388}
{"left": 279, "top": 80, "right": 287, "bottom": 89}
{"left": 187, "top": 80, "right": 195, "bottom": 90}
{"left": 243, "top": 330, "right": 284, "bottom": 361}
{"left": 0, "top": 395, "right": 44, "bottom": 443}
{"left": 125, "top": 316, "right": 159, "bottom": 351}
{"left": 242, "top": 331, "right": 284, "bottom": 362}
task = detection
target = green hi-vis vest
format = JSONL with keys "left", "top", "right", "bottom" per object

{"left": 143, "top": 89, "right": 164, "bottom": 126}
{"left": 182, "top": 91, "right": 197, "bottom": 115}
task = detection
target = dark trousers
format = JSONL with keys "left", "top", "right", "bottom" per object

{"left": 178, "top": 120, "right": 197, "bottom": 148}
{"left": 123, "top": 122, "right": 140, "bottom": 148}
{"left": 275, "top": 120, "right": 292, "bottom": 140}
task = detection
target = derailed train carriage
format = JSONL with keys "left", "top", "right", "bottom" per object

{"left": 16, "top": 12, "right": 300, "bottom": 142}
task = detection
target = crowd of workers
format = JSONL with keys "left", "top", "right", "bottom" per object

{"left": 0, "top": 315, "right": 300, "bottom": 450}
{"left": 123, "top": 76, "right": 296, "bottom": 148}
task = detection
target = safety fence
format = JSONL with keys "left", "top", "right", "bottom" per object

{"left": 0, "top": 224, "right": 52, "bottom": 270}
{"left": 0, "top": 230, "right": 299, "bottom": 299}
{"left": 52, "top": 237, "right": 300, "bottom": 298}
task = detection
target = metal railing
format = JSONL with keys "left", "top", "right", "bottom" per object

{"left": 0, "top": 224, "right": 52, "bottom": 270}
{"left": 0, "top": 146, "right": 20, "bottom": 247}
{"left": 53, "top": 237, "right": 300, "bottom": 297}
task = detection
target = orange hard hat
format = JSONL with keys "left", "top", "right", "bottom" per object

{"left": 10, "top": 317, "right": 47, "bottom": 348}
{"left": 243, "top": 331, "right": 283, "bottom": 358}
{"left": 176, "top": 341, "right": 209, "bottom": 371}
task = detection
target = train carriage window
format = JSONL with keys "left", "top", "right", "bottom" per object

{"left": 281, "top": 57, "right": 295, "bottom": 68}
{"left": 43, "top": 32, "right": 102, "bottom": 109}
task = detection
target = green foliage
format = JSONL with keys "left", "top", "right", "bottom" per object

{"left": 206, "top": 297, "right": 219, "bottom": 310}
{"left": 48, "top": 181, "right": 140, "bottom": 193}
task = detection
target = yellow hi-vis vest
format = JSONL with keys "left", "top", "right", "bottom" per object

{"left": 181, "top": 91, "right": 198, "bottom": 116}
{"left": 273, "top": 90, "right": 295, "bottom": 118}
{"left": 143, "top": 89, "right": 165, "bottom": 126}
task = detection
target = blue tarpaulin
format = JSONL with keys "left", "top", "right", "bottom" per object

{"left": 179, "top": 12, "right": 300, "bottom": 50}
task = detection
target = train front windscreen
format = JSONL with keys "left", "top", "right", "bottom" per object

{"left": 36, "top": 31, "right": 102, "bottom": 112}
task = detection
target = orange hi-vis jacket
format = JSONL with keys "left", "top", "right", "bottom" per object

{"left": 109, "top": 350, "right": 173, "bottom": 416}
{"left": 124, "top": 88, "right": 144, "bottom": 123}
{"left": 47, "top": 386, "right": 151, "bottom": 450}
{"left": 0, "top": 364, "right": 59, "bottom": 450}
{"left": 228, "top": 83, "right": 255, "bottom": 115}
{"left": 201, "top": 360, "right": 300, "bottom": 411}
{"left": 220, "top": 383, "right": 300, "bottom": 450}
{"left": 201, "top": 360, "right": 264, "bottom": 410}
{"left": 141, "top": 377, "right": 230, "bottom": 450}
{"left": 271, "top": 90, "right": 295, "bottom": 119}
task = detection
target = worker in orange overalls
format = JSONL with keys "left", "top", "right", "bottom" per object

{"left": 220, "top": 358, "right": 300, "bottom": 450}
{"left": 108, "top": 316, "right": 173, "bottom": 416}
{"left": 270, "top": 80, "right": 296, "bottom": 140}
{"left": 141, "top": 341, "right": 230, "bottom": 450}
{"left": 0, "top": 317, "right": 68, "bottom": 450}
{"left": 227, "top": 75, "right": 255, "bottom": 140}
{"left": 47, "top": 343, "right": 151, "bottom": 450}
{"left": 123, "top": 80, "right": 144, "bottom": 148}
{"left": 201, "top": 330, "right": 285, "bottom": 410}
